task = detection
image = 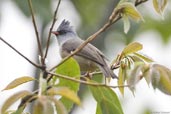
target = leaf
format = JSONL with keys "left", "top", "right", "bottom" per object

{"left": 134, "top": 53, "right": 154, "bottom": 62}
{"left": 33, "top": 96, "right": 54, "bottom": 114}
{"left": 47, "top": 87, "right": 80, "bottom": 105}
{"left": 123, "top": 14, "right": 130, "bottom": 33}
{"left": 153, "top": 0, "right": 168, "bottom": 16}
{"left": 100, "top": 98, "right": 123, "bottom": 114}
{"left": 118, "top": 67, "right": 126, "bottom": 96}
{"left": 89, "top": 85, "right": 123, "bottom": 114}
{"left": 55, "top": 58, "right": 80, "bottom": 112}
{"left": 127, "top": 64, "right": 144, "bottom": 93}
{"left": 119, "top": 2, "right": 144, "bottom": 21}
{"left": 49, "top": 97, "right": 67, "bottom": 114}
{"left": 121, "top": 42, "right": 143, "bottom": 57}
{"left": 1, "top": 90, "right": 31, "bottom": 114}
{"left": 152, "top": 64, "right": 171, "bottom": 95}
{"left": 96, "top": 104, "right": 102, "bottom": 114}
{"left": 2, "top": 76, "right": 35, "bottom": 91}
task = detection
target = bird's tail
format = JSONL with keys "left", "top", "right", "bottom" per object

{"left": 98, "top": 65, "right": 118, "bottom": 79}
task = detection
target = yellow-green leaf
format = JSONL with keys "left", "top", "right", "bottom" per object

{"left": 153, "top": 0, "right": 168, "bottom": 15}
{"left": 49, "top": 97, "right": 67, "bottom": 114}
{"left": 33, "top": 96, "right": 54, "bottom": 114}
{"left": 119, "top": 2, "right": 144, "bottom": 21}
{"left": 2, "top": 76, "right": 35, "bottom": 91}
{"left": 47, "top": 87, "right": 80, "bottom": 105}
{"left": 1, "top": 90, "right": 31, "bottom": 114}
{"left": 118, "top": 68, "right": 125, "bottom": 96}
{"left": 121, "top": 42, "right": 143, "bottom": 57}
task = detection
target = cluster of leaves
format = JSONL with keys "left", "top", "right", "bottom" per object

{"left": 0, "top": 0, "right": 170, "bottom": 114}
{"left": 111, "top": 42, "right": 171, "bottom": 96}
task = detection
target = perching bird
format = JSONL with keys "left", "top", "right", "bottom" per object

{"left": 52, "top": 20, "right": 117, "bottom": 79}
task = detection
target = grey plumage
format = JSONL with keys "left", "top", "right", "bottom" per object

{"left": 52, "top": 20, "right": 117, "bottom": 79}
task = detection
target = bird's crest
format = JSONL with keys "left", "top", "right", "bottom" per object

{"left": 57, "top": 19, "right": 73, "bottom": 32}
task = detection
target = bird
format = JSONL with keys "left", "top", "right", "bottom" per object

{"left": 51, "top": 19, "right": 117, "bottom": 79}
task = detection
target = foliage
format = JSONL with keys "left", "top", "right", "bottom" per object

{"left": 0, "top": 0, "right": 170, "bottom": 114}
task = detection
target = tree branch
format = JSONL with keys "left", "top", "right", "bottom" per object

{"left": 47, "top": 71, "right": 130, "bottom": 89}
{"left": 49, "top": 0, "right": 148, "bottom": 72}
{"left": 44, "top": 0, "right": 61, "bottom": 60}
{"left": 0, "top": 37, "right": 42, "bottom": 69}
{"left": 27, "top": 0, "right": 43, "bottom": 63}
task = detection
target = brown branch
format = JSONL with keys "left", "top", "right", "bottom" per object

{"left": 44, "top": 0, "right": 61, "bottom": 60}
{"left": 47, "top": 72, "right": 130, "bottom": 89}
{"left": 0, "top": 37, "right": 42, "bottom": 69}
{"left": 49, "top": 0, "right": 148, "bottom": 72}
{"left": 27, "top": 0, "right": 43, "bottom": 63}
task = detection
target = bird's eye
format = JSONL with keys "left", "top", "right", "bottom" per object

{"left": 59, "top": 30, "right": 67, "bottom": 35}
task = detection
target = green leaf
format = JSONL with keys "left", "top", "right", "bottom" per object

{"left": 96, "top": 104, "right": 102, "bottom": 114}
{"left": 118, "top": 2, "right": 144, "bottom": 21}
{"left": 121, "top": 42, "right": 143, "bottom": 57}
{"left": 152, "top": 64, "right": 171, "bottom": 95}
{"left": 123, "top": 14, "right": 130, "bottom": 33}
{"left": 89, "top": 85, "right": 123, "bottom": 114}
{"left": 153, "top": 0, "right": 168, "bottom": 16}
{"left": 2, "top": 76, "right": 35, "bottom": 91}
{"left": 1, "top": 90, "right": 31, "bottom": 114}
{"left": 49, "top": 97, "right": 67, "bottom": 114}
{"left": 47, "top": 87, "right": 80, "bottom": 105}
{"left": 55, "top": 58, "right": 80, "bottom": 112}
{"left": 134, "top": 53, "right": 154, "bottom": 62}
{"left": 33, "top": 96, "right": 54, "bottom": 114}
{"left": 100, "top": 98, "right": 123, "bottom": 114}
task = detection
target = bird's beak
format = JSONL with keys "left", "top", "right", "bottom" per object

{"left": 51, "top": 31, "right": 59, "bottom": 35}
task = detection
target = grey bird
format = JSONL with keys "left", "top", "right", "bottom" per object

{"left": 52, "top": 20, "right": 117, "bottom": 79}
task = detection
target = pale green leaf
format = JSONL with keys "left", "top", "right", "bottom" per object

{"left": 151, "top": 65, "right": 161, "bottom": 90}
{"left": 55, "top": 58, "right": 80, "bottom": 112}
{"left": 152, "top": 64, "right": 171, "bottom": 95}
{"left": 47, "top": 87, "right": 80, "bottom": 105}
{"left": 123, "top": 14, "right": 130, "bottom": 33}
{"left": 49, "top": 97, "right": 67, "bottom": 114}
{"left": 2, "top": 76, "right": 35, "bottom": 91}
{"left": 127, "top": 64, "right": 143, "bottom": 93}
{"left": 119, "top": 2, "right": 144, "bottom": 21}
{"left": 1, "top": 90, "right": 31, "bottom": 114}
{"left": 89, "top": 85, "right": 123, "bottom": 114}
{"left": 134, "top": 53, "right": 154, "bottom": 62}
{"left": 153, "top": 0, "right": 168, "bottom": 15}
{"left": 33, "top": 96, "right": 54, "bottom": 114}
{"left": 121, "top": 42, "right": 143, "bottom": 57}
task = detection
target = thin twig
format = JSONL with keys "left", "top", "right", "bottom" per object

{"left": 27, "top": 0, "right": 43, "bottom": 63}
{"left": 47, "top": 71, "right": 130, "bottom": 88}
{"left": 49, "top": 0, "right": 148, "bottom": 72}
{"left": 44, "top": 0, "right": 61, "bottom": 60}
{"left": 0, "top": 37, "right": 42, "bottom": 68}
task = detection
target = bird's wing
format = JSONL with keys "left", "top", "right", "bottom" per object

{"left": 62, "top": 38, "right": 108, "bottom": 66}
